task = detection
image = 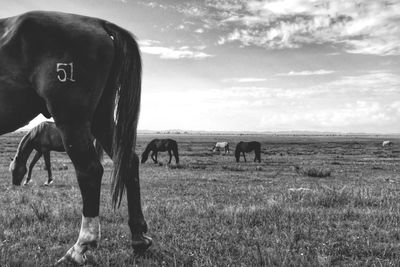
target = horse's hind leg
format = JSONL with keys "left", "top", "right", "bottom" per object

{"left": 168, "top": 150, "right": 172, "bottom": 164}
{"left": 43, "top": 151, "right": 54, "bottom": 185}
{"left": 25, "top": 150, "right": 42, "bottom": 185}
{"left": 126, "top": 153, "right": 152, "bottom": 250}
{"left": 56, "top": 123, "right": 103, "bottom": 264}
{"left": 174, "top": 150, "right": 179, "bottom": 164}
{"left": 94, "top": 128, "right": 151, "bottom": 252}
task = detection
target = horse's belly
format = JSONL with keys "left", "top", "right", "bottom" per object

{"left": 0, "top": 81, "right": 42, "bottom": 134}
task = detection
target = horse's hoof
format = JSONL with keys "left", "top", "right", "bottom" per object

{"left": 23, "top": 181, "right": 30, "bottom": 186}
{"left": 44, "top": 180, "right": 53, "bottom": 186}
{"left": 56, "top": 254, "right": 87, "bottom": 266}
{"left": 132, "top": 234, "right": 152, "bottom": 252}
{"left": 56, "top": 247, "right": 87, "bottom": 266}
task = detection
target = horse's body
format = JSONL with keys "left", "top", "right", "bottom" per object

{"left": 382, "top": 140, "right": 393, "bottom": 147}
{"left": 212, "top": 141, "right": 230, "bottom": 154}
{"left": 12, "top": 121, "right": 64, "bottom": 185}
{"left": 12, "top": 121, "right": 102, "bottom": 186}
{"left": 3, "top": 11, "right": 151, "bottom": 264}
{"left": 235, "top": 141, "right": 261, "bottom": 163}
{"left": 141, "top": 138, "right": 179, "bottom": 164}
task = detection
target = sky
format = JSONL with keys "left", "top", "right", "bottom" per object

{"left": 3, "top": 0, "right": 400, "bottom": 133}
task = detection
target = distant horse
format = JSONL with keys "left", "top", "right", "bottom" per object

{"left": 382, "top": 140, "right": 393, "bottom": 147}
{"left": 212, "top": 142, "right": 230, "bottom": 154}
{"left": 235, "top": 141, "right": 261, "bottom": 163}
{"left": 4, "top": 11, "right": 151, "bottom": 264}
{"left": 141, "top": 139, "right": 179, "bottom": 164}
{"left": 11, "top": 121, "right": 103, "bottom": 186}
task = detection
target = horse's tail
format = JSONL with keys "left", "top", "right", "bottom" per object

{"left": 141, "top": 143, "right": 152, "bottom": 164}
{"left": 255, "top": 142, "right": 261, "bottom": 162}
{"left": 235, "top": 142, "right": 241, "bottom": 162}
{"left": 103, "top": 22, "right": 142, "bottom": 208}
{"left": 94, "top": 139, "right": 104, "bottom": 162}
{"left": 173, "top": 141, "right": 179, "bottom": 164}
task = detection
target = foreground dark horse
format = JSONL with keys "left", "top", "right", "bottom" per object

{"left": 4, "top": 11, "right": 151, "bottom": 264}
{"left": 11, "top": 121, "right": 103, "bottom": 186}
{"left": 235, "top": 141, "right": 261, "bottom": 163}
{"left": 141, "top": 139, "right": 179, "bottom": 164}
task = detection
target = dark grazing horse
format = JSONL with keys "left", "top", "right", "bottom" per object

{"left": 235, "top": 141, "right": 261, "bottom": 163}
{"left": 3, "top": 11, "right": 151, "bottom": 264}
{"left": 141, "top": 139, "right": 179, "bottom": 164}
{"left": 11, "top": 121, "right": 103, "bottom": 186}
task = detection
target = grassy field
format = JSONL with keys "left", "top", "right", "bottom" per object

{"left": 0, "top": 132, "right": 400, "bottom": 266}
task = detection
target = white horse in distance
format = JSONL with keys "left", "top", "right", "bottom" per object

{"left": 382, "top": 140, "right": 393, "bottom": 147}
{"left": 212, "top": 142, "right": 230, "bottom": 154}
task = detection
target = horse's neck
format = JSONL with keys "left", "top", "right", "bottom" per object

{"left": 15, "top": 133, "right": 34, "bottom": 164}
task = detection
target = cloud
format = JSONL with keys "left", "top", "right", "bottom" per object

{"left": 222, "top": 77, "right": 267, "bottom": 83}
{"left": 259, "top": 100, "right": 400, "bottom": 133}
{"left": 206, "top": 0, "right": 400, "bottom": 55}
{"left": 140, "top": 71, "right": 400, "bottom": 132}
{"left": 195, "top": 28, "right": 205, "bottom": 33}
{"left": 139, "top": 40, "right": 214, "bottom": 59}
{"left": 277, "top": 70, "right": 335, "bottom": 76}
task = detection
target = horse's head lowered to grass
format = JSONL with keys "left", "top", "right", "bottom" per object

{"left": 9, "top": 157, "right": 27, "bottom": 186}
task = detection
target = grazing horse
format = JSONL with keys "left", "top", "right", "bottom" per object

{"left": 382, "top": 140, "right": 393, "bottom": 147}
{"left": 11, "top": 121, "right": 103, "bottom": 186}
{"left": 235, "top": 141, "right": 261, "bottom": 163}
{"left": 141, "top": 139, "right": 179, "bottom": 164}
{"left": 3, "top": 11, "right": 151, "bottom": 264}
{"left": 212, "top": 141, "right": 230, "bottom": 154}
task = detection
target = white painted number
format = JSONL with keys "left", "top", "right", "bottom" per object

{"left": 57, "top": 63, "right": 75, "bottom": 82}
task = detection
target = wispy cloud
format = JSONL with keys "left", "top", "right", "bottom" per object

{"left": 139, "top": 40, "right": 213, "bottom": 60}
{"left": 205, "top": 0, "right": 400, "bottom": 56}
{"left": 277, "top": 70, "right": 335, "bottom": 76}
{"left": 222, "top": 77, "right": 267, "bottom": 83}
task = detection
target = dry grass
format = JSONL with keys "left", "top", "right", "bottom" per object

{"left": 294, "top": 165, "right": 332, "bottom": 177}
{"left": 0, "top": 133, "right": 400, "bottom": 266}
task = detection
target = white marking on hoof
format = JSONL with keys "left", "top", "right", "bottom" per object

{"left": 44, "top": 180, "right": 54, "bottom": 186}
{"left": 57, "top": 215, "right": 100, "bottom": 265}
{"left": 56, "top": 244, "right": 87, "bottom": 265}
{"left": 24, "top": 180, "right": 31, "bottom": 186}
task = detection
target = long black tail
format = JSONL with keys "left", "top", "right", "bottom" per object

{"left": 235, "top": 142, "right": 242, "bottom": 162}
{"left": 141, "top": 143, "right": 152, "bottom": 164}
{"left": 255, "top": 143, "right": 261, "bottom": 162}
{"left": 94, "top": 139, "right": 104, "bottom": 162}
{"left": 103, "top": 22, "right": 142, "bottom": 208}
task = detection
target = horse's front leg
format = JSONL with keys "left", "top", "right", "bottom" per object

{"left": 56, "top": 123, "right": 103, "bottom": 265}
{"left": 243, "top": 152, "right": 247, "bottom": 162}
{"left": 25, "top": 150, "right": 42, "bottom": 185}
{"left": 151, "top": 151, "right": 157, "bottom": 163}
{"left": 154, "top": 152, "right": 158, "bottom": 163}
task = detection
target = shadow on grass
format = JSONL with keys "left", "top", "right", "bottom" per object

{"left": 128, "top": 246, "right": 193, "bottom": 266}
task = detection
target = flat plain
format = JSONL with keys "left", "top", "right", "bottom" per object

{"left": 0, "top": 132, "right": 400, "bottom": 266}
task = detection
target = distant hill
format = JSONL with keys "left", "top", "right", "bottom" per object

{"left": 137, "top": 129, "right": 400, "bottom": 137}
